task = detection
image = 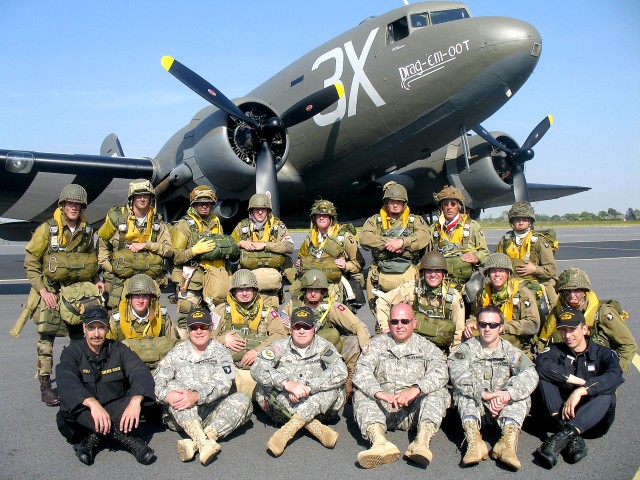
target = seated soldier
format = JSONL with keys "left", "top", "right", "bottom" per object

{"left": 251, "top": 306, "right": 348, "bottom": 456}
{"left": 108, "top": 273, "right": 178, "bottom": 369}
{"left": 449, "top": 306, "right": 539, "bottom": 470}
{"left": 211, "top": 269, "right": 289, "bottom": 399}
{"left": 352, "top": 303, "right": 450, "bottom": 468}
{"left": 154, "top": 308, "right": 252, "bottom": 466}
{"left": 282, "top": 269, "right": 370, "bottom": 399}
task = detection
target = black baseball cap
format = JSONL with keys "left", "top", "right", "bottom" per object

{"left": 291, "top": 306, "right": 316, "bottom": 328}
{"left": 557, "top": 307, "right": 585, "bottom": 328}
{"left": 186, "top": 308, "right": 212, "bottom": 328}
{"left": 83, "top": 306, "right": 109, "bottom": 326}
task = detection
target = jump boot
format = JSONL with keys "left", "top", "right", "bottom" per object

{"left": 564, "top": 434, "right": 588, "bottom": 464}
{"left": 537, "top": 424, "right": 579, "bottom": 468}
{"left": 109, "top": 426, "right": 155, "bottom": 465}
{"left": 404, "top": 422, "right": 437, "bottom": 465}
{"left": 73, "top": 433, "right": 101, "bottom": 465}
{"left": 491, "top": 422, "right": 522, "bottom": 470}
{"left": 305, "top": 419, "right": 339, "bottom": 449}
{"left": 461, "top": 420, "right": 489, "bottom": 465}
{"left": 267, "top": 413, "right": 306, "bottom": 456}
{"left": 357, "top": 423, "right": 401, "bottom": 469}
{"left": 345, "top": 367, "right": 354, "bottom": 402}
{"left": 183, "top": 420, "right": 220, "bottom": 465}
{"left": 39, "top": 375, "right": 60, "bottom": 406}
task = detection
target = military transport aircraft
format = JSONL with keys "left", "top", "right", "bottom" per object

{"left": 0, "top": 1, "right": 588, "bottom": 240}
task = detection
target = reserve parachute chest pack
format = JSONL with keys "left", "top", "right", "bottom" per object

{"left": 42, "top": 220, "right": 99, "bottom": 283}
{"left": 238, "top": 219, "right": 286, "bottom": 269}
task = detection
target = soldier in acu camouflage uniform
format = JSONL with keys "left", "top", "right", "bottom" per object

{"left": 538, "top": 268, "right": 637, "bottom": 373}
{"left": 251, "top": 306, "right": 347, "bottom": 456}
{"left": 153, "top": 308, "right": 252, "bottom": 466}
{"left": 211, "top": 269, "right": 289, "bottom": 399}
{"left": 449, "top": 305, "right": 539, "bottom": 470}
{"left": 352, "top": 303, "right": 450, "bottom": 468}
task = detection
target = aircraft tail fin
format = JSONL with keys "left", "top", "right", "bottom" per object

{"left": 100, "top": 133, "right": 124, "bottom": 157}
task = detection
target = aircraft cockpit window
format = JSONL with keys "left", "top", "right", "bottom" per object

{"left": 431, "top": 8, "right": 470, "bottom": 25}
{"left": 410, "top": 13, "right": 429, "bottom": 29}
{"left": 386, "top": 17, "right": 409, "bottom": 45}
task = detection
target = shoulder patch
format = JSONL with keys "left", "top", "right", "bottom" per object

{"left": 283, "top": 235, "right": 293, "bottom": 244}
{"left": 336, "top": 303, "right": 346, "bottom": 312}
{"left": 270, "top": 308, "right": 279, "bottom": 318}
{"left": 321, "top": 346, "right": 339, "bottom": 364}
{"left": 261, "top": 348, "right": 276, "bottom": 360}
{"left": 454, "top": 350, "right": 466, "bottom": 360}
{"left": 523, "top": 299, "right": 530, "bottom": 307}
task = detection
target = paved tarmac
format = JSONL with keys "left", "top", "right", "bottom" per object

{"left": 0, "top": 226, "right": 638, "bottom": 479}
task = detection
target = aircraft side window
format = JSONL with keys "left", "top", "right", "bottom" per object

{"left": 410, "top": 13, "right": 429, "bottom": 29}
{"left": 430, "top": 8, "right": 470, "bottom": 25}
{"left": 386, "top": 17, "right": 409, "bottom": 45}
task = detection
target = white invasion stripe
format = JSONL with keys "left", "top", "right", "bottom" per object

{"left": 83, "top": 178, "right": 133, "bottom": 224}
{"left": 3, "top": 172, "right": 75, "bottom": 220}
{"left": 0, "top": 278, "right": 28, "bottom": 283}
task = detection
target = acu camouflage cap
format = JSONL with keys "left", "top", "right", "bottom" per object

{"left": 557, "top": 268, "right": 591, "bottom": 291}
{"left": 433, "top": 185, "right": 465, "bottom": 206}
{"left": 190, "top": 185, "right": 217, "bottom": 205}
{"left": 300, "top": 269, "right": 329, "bottom": 290}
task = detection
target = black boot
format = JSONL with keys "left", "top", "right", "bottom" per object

{"left": 564, "top": 434, "right": 588, "bottom": 464}
{"left": 39, "top": 375, "right": 60, "bottom": 407}
{"left": 109, "top": 427, "right": 155, "bottom": 464}
{"left": 537, "top": 424, "right": 579, "bottom": 468}
{"left": 73, "top": 433, "right": 101, "bottom": 465}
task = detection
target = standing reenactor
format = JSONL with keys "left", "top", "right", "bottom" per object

{"left": 97, "top": 179, "right": 172, "bottom": 311}
{"left": 154, "top": 308, "right": 252, "bottom": 465}
{"left": 538, "top": 268, "right": 637, "bottom": 374}
{"left": 430, "top": 185, "right": 489, "bottom": 287}
{"left": 536, "top": 307, "right": 624, "bottom": 468}
{"left": 251, "top": 306, "right": 348, "bottom": 457}
{"left": 495, "top": 201, "right": 558, "bottom": 307}
{"left": 449, "top": 305, "right": 539, "bottom": 470}
{"left": 466, "top": 253, "right": 540, "bottom": 358}
{"left": 352, "top": 303, "right": 450, "bottom": 468}
{"left": 171, "top": 185, "right": 237, "bottom": 336}
{"left": 23, "top": 184, "right": 104, "bottom": 406}
{"left": 282, "top": 269, "right": 371, "bottom": 398}
{"left": 108, "top": 273, "right": 178, "bottom": 369}
{"left": 211, "top": 269, "right": 289, "bottom": 399}
{"left": 376, "top": 251, "right": 465, "bottom": 354}
{"left": 294, "top": 199, "right": 365, "bottom": 306}
{"left": 231, "top": 193, "right": 294, "bottom": 307}
{"left": 360, "top": 182, "right": 430, "bottom": 315}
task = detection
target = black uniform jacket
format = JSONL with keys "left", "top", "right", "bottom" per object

{"left": 57, "top": 339, "right": 155, "bottom": 414}
{"left": 536, "top": 337, "right": 624, "bottom": 398}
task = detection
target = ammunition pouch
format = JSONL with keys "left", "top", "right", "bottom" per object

{"left": 519, "top": 279, "right": 550, "bottom": 318}
{"left": 36, "top": 302, "right": 67, "bottom": 337}
{"left": 197, "top": 234, "right": 239, "bottom": 261}
{"left": 103, "top": 272, "right": 125, "bottom": 310}
{"left": 111, "top": 249, "right": 165, "bottom": 279}
{"left": 122, "top": 336, "right": 176, "bottom": 368}
{"left": 415, "top": 312, "right": 455, "bottom": 347}
{"left": 239, "top": 250, "right": 286, "bottom": 270}
{"left": 43, "top": 252, "right": 99, "bottom": 284}
{"left": 59, "top": 282, "right": 102, "bottom": 325}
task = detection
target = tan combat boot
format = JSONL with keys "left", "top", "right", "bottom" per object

{"left": 267, "top": 413, "right": 306, "bottom": 457}
{"left": 357, "top": 423, "right": 401, "bottom": 469}
{"left": 345, "top": 367, "right": 354, "bottom": 402}
{"left": 203, "top": 424, "right": 221, "bottom": 455}
{"left": 305, "top": 419, "right": 339, "bottom": 449}
{"left": 183, "top": 420, "right": 220, "bottom": 465}
{"left": 462, "top": 420, "right": 489, "bottom": 465}
{"left": 492, "top": 422, "right": 521, "bottom": 470}
{"left": 404, "top": 422, "right": 437, "bottom": 465}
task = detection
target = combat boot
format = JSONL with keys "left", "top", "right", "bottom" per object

{"left": 73, "top": 432, "right": 101, "bottom": 465}
{"left": 564, "top": 434, "right": 588, "bottom": 464}
{"left": 356, "top": 423, "right": 401, "bottom": 469}
{"left": 183, "top": 420, "right": 219, "bottom": 465}
{"left": 461, "top": 420, "right": 489, "bottom": 465}
{"left": 345, "top": 367, "right": 354, "bottom": 402}
{"left": 267, "top": 413, "right": 306, "bottom": 457}
{"left": 39, "top": 375, "right": 60, "bottom": 407}
{"left": 492, "top": 422, "right": 521, "bottom": 470}
{"left": 404, "top": 422, "right": 436, "bottom": 465}
{"left": 537, "top": 423, "right": 579, "bottom": 468}
{"left": 305, "top": 419, "right": 339, "bottom": 449}
{"left": 109, "top": 426, "right": 155, "bottom": 465}
{"left": 203, "top": 425, "right": 222, "bottom": 454}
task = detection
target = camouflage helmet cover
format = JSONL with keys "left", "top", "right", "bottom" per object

{"left": 310, "top": 199, "right": 337, "bottom": 219}
{"left": 230, "top": 269, "right": 259, "bottom": 291}
{"left": 190, "top": 185, "right": 217, "bottom": 205}
{"left": 300, "top": 269, "right": 329, "bottom": 290}
{"left": 483, "top": 252, "right": 514, "bottom": 274}
{"left": 557, "top": 268, "right": 592, "bottom": 291}
{"left": 508, "top": 201, "right": 535, "bottom": 222}
{"left": 126, "top": 273, "right": 160, "bottom": 297}
{"left": 59, "top": 184, "right": 87, "bottom": 207}
{"left": 248, "top": 193, "right": 272, "bottom": 211}
{"left": 382, "top": 181, "right": 408, "bottom": 203}
{"left": 419, "top": 251, "right": 448, "bottom": 272}
{"left": 128, "top": 179, "right": 155, "bottom": 199}
{"left": 433, "top": 185, "right": 465, "bottom": 207}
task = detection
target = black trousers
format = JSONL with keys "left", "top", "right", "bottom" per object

{"left": 56, "top": 397, "right": 130, "bottom": 442}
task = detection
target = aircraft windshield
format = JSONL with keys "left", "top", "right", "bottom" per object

{"left": 431, "top": 8, "right": 470, "bottom": 25}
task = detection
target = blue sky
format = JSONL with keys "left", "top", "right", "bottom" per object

{"left": 1, "top": 0, "right": 639, "bottom": 217}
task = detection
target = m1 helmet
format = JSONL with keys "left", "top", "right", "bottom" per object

{"left": 300, "top": 269, "right": 329, "bottom": 290}
{"left": 508, "top": 201, "right": 535, "bottom": 223}
{"left": 433, "top": 185, "right": 465, "bottom": 208}
{"left": 128, "top": 179, "right": 155, "bottom": 200}
{"left": 58, "top": 184, "right": 87, "bottom": 207}
{"left": 125, "top": 274, "right": 160, "bottom": 297}
{"left": 230, "top": 269, "right": 259, "bottom": 291}
{"left": 557, "top": 268, "right": 591, "bottom": 291}
{"left": 483, "top": 253, "right": 514, "bottom": 275}
{"left": 248, "top": 193, "right": 272, "bottom": 211}
{"left": 310, "top": 199, "right": 337, "bottom": 219}
{"left": 419, "top": 251, "right": 448, "bottom": 272}
{"left": 382, "top": 181, "right": 408, "bottom": 203}
{"left": 190, "top": 185, "right": 217, "bottom": 205}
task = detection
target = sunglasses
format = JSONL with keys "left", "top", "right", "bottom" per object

{"left": 291, "top": 323, "right": 314, "bottom": 331}
{"left": 389, "top": 318, "right": 412, "bottom": 326}
{"left": 477, "top": 321, "right": 501, "bottom": 330}
{"left": 441, "top": 200, "right": 458, "bottom": 207}
{"left": 189, "top": 324, "right": 210, "bottom": 331}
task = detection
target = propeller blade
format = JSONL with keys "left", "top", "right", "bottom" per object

{"left": 161, "top": 56, "right": 257, "bottom": 126}
{"left": 512, "top": 165, "right": 530, "bottom": 202}
{"left": 280, "top": 83, "right": 345, "bottom": 128}
{"left": 521, "top": 114, "right": 553, "bottom": 150}
{"left": 255, "top": 140, "right": 280, "bottom": 218}
{"left": 472, "top": 124, "right": 514, "bottom": 155}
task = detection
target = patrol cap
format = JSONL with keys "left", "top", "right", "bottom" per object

{"left": 290, "top": 306, "right": 316, "bottom": 328}
{"left": 557, "top": 307, "right": 585, "bottom": 328}
{"left": 83, "top": 306, "right": 110, "bottom": 327}
{"left": 186, "top": 308, "right": 212, "bottom": 328}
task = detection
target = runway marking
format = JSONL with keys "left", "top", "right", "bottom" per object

{"left": 633, "top": 354, "right": 640, "bottom": 374}
{"left": 0, "top": 278, "right": 28, "bottom": 283}
{"left": 566, "top": 246, "right": 640, "bottom": 251}
{"left": 557, "top": 257, "right": 640, "bottom": 262}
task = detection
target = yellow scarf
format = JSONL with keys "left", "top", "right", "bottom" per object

{"left": 187, "top": 212, "right": 223, "bottom": 269}
{"left": 250, "top": 215, "right": 275, "bottom": 242}
{"left": 379, "top": 206, "right": 411, "bottom": 230}
{"left": 125, "top": 207, "right": 156, "bottom": 243}
{"left": 505, "top": 230, "right": 533, "bottom": 261}
{"left": 52, "top": 207, "right": 87, "bottom": 247}
{"left": 481, "top": 278, "right": 521, "bottom": 321}
{"left": 227, "top": 295, "right": 264, "bottom": 331}
{"left": 116, "top": 298, "right": 162, "bottom": 339}
{"left": 310, "top": 224, "right": 340, "bottom": 248}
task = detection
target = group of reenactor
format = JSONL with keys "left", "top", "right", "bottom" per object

{"left": 14, "top": 178, "right": 637, "bottom": 470}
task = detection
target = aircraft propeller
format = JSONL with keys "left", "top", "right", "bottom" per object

{"left": 472, "top": 115, "right": 553, "bottom": 202}
{"left": 161, "top": 56, "right": 344, "bottom": 217}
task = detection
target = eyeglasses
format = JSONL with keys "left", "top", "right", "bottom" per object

{"left": 291, "top": 323, "right": 314, "bottom": 331}
{"left": 441, "top": 200, "right": 458, "bottom": 207}
{"left": 477, "top": 321, "right": 501, "bottom": 330}
{"left": 189, "top": 324, "right": 210, "bottom": 331}
{"left": 389, "top": 318, "right": 412, "bottom": 326}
